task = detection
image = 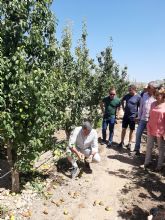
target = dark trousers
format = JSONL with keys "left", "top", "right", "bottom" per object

{"left": 102, "top": 116, "right": 115, "bottom": 143}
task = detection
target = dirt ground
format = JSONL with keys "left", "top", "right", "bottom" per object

{"left": 0, "top": 120, "right": 165, "bottom": 220}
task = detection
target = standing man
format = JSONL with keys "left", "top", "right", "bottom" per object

{"left": 133, "top": 82, "right": 156, "bottom": 155}
{"left": 100, "top": 87, "right": 120, "bottom": 147}
{"left": 118, "top": 85, "right": 141, "bottom": 149}
{"left": 67, "top": 121, "right": 100, "bottom": 178}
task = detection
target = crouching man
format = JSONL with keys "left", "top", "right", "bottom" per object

{"left": 67, "top": 121, "right": 101, "bottom": 178}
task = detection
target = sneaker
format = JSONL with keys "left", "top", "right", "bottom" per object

{"left": 84, "top": 160, "right": 92, "bottom": 174}
{"left": 71, "top": 167, "right": 80, "bottom": 178}
{"left": 101, "top": 140, "right": 106, "bottom": 145}
{"left": 155, "top": 166, "right": 163, "bottom": 172}
{"left": 133, "top": 149, "right": 141, "bottom": 156}
{"left": 140, "top": 163, "right": 150, "bottom": 169}
{"left": 107, "top": 141, "right": 112, "bottom": 148}
{"left": 118, "top": 142, "right": 124, "bottom": 148}
{"left": 126, "top": 143, "right": 131, "bottom": 150}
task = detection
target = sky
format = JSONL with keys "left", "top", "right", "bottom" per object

{"left": 51, "top": 0, "right": 165, "bottom": 83}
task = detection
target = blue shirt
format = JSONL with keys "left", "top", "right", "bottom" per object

{"left": 122, "top": 93, "right": 141, "bottom": 118}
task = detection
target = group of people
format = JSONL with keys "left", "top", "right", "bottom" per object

{"left": 66, "top": 82, "right": 165, "bottom": 178}
{"left": 100, "top": 82, "right": 165, "bottom": 171}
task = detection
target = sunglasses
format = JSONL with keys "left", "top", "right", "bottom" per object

{"left": 110, "top": 93, "right": 116, "bottom": 96}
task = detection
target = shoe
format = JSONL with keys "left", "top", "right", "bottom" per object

{"left": 118, "top": 142, "right": 124, "bottom": 148}
{"left": 107, "top": 142, "right": 112, "bottom": 148}
{"left": 133, "top": 149, "right": 141, "bottom": 156}
{"left": 85, "top": 155, "right": 93, "bottom": 163}
{"left": 101, "top": 140, "right": 106, "bottom": 145}
{"left": 71, "top": 167, "right": 80, "bottom": 178}
{"left": 84, "top": 160, "right": 92, "bottom": 174}
{"left": 126, "top": 143, "right": 131, "bottom": 150}
{"left": 155, "top": 166, "right": 163, "bottom": 172}
{"left": 140, "top": 164, "right": 150, "bottom": 169}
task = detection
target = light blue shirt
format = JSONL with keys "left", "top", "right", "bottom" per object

{"left": 138, "top": 92, "right": 156, "bottom": 121}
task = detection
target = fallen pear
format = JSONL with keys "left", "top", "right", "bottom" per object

{"left": 56, "top": 202, "right": 60, "bottom": 207}
{"left": 10, "top": 215, "right": 15, "bottom": 220}
{"left": 74, "top": 192, "right": 80, "bottom": 196}
{"left": 63, "top": 210, "right": 69, "bottom": 215}
{"left": 99, "top": 201, "right": 104, "bottom": 206}
{"left": 51, "top": 199, "right": 56, "bottom": 204}
{"left": 43, "top": 209, "right": 48, "bottom": 215}
{"left": 11, "top": 192, "right": 16, "bottom": 196}
{"left": 21, "top": 210, "right": 32, "bottom": 217}
{"left": 93, "top": 200, "right": 100, "bottom": 206}
{"left": 105, "top": 206, "right": 112, "bottom": 211}
{"left": 60, "top": 198, "right": 65, "bottom": 203}
{"left": 47, "top": 191, "right": 53, "bottom": 195}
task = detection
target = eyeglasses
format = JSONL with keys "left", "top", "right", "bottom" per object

{"left": 110, "top": 93, "right": 115, "bottom": 96}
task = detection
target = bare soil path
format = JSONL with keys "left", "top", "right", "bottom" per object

{"left": 1, "top": 121, "right": 165, "bottom": 220}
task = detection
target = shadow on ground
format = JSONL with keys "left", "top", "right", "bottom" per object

{"left": 118, "top": 205, "right": 149, "bottom": 220}
{"left": 107, "top": 142, "right": 165, "bottom": 219}
{"left": 0, "top": 160, "right": 11, "bottom": 189}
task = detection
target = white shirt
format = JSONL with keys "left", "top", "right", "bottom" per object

{"left": 69, "top": 127, "right": 98, "bottom": 152}
{"left": 138, "top": 92, "right": 156, "bottom": 121}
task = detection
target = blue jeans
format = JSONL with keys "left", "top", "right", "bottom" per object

{"left": 102, "top": 116, "right": 115, "bottom": 143}
{"left": 134, "top": 120, "right": 147, "bottom": 151}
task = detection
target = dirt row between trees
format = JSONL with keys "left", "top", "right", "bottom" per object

{"left": 0, "top": 121, "right": 165, "bottom": 220}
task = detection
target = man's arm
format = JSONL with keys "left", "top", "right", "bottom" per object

{"left": 68, "top": 128, "right": 84, "bottom": 160}
{"left": 100, "top": 100, "right": 105, "bottom": 115}
{"left": 137, "top": 96, "right": 143, "bottom": 120}
{"left": 121, "top": 96, "right": 125, "bottom": 112}
{"left": 116, "top": 100, "right": 121, "bottom": 119}
{"left": 70, "top": 146, "right": 84, "bottom": 160}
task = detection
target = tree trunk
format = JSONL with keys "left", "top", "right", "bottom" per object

{"left": 11, "top": 168, "right": 20, "bottom": 193}
{"left": 65, "top": 129, "right": 71, "bottom": 140}
{"left": 6, "top": 141, "right": 20, "bottom": 192}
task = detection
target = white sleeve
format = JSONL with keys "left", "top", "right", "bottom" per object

{"left": 68, "top": 127, "right": 80, "bottom": 148}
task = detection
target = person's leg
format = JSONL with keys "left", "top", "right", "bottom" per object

{"left": 128, "top": 129, "right": 134, "bottom": 144}
{"left": 118, "top": 116, "right": 128, "bottom": 147}
{"left": 108, "top": 117, "right": 115, "bottom": 145}
{"left": 125, "top": 118, "right": 135, "bottom": 150}
{"left": 128, "top": 118, "right": 136, "bottom": 144}
{"left": 67, "top": 148, "right": 80, "bottom": 178}
{"left": 102, "top": 119, "right": 108, "bottom": 143}
{"left": 144, "top": 135, "right": 155, "bottom": 166}
{"left": 156, "top": 137, "right": 165, "bottom": 170}
{"left": 92, "top": 153, "right": 101, "bottom": 162}
{"left": 67, "top": 156, "right": 78, "bottom": 168}
{"left": 134, "top": 120, "right": 147, "bottom": 151}
{"left": 81, "top": 148, "right": 93, "bottom": 173}
{"left": 121, "top": 128, "right": 126, "bottom": 143}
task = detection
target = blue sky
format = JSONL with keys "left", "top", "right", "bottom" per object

{"left": 51, "top": 0, "right": 165, "bottom": 82}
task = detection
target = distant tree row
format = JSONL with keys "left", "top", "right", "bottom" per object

{"left": 0, "top": 0, "right": 129, "bottom": 191}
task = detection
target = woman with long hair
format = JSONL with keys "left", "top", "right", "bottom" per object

{"left": 144, "top": 86, "right": 165, "bottom": 171}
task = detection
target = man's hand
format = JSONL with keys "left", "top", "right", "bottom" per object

{"left": 77, "top": 152, "right": 85, "bottom": 160}
{"left": 134, "top": 118, "right": 140, "bottom": 124}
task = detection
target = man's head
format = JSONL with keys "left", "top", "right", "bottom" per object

{"left": 143, "top": 84, "right": 148, "bottom": 93}
{"left": 155, "top": 86, "right": 165, "bottom": 102}
{"left": 82, "top": 121, "right": 92, "bottom": 136}
{"left": 147, "top": 81, "right": 158, "bottom": 96}
{"left": 109, "top": 88, "right": 116, "bottom": 99}
{"left": 128, "top": 84, "right": 137, "bottom": 95}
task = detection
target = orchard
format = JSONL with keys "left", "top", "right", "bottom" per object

{"left": 0, "top": 0, "right": 129, "bottom": 192}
